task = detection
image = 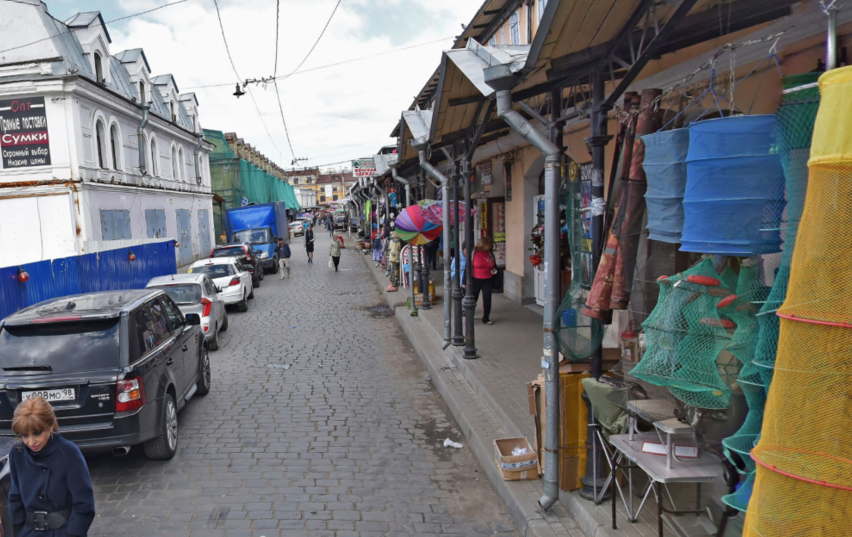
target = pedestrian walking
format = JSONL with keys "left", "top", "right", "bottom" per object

{"left": 8, "top": 396, "right": 95, "bottom": 537}
{"left": 327, "top": 216, "right": 334, "bottom": 237}
{"left": 372, "top": 226, "right": 384, "bottom": 268}
{"left": 424, "top": 236, "right": 440, "bottom": 271}
{"left": 471, "top": 237, "right": 497, "bottom": 325}
{"left": 329, "top": 236, "right": 342, "bottom": 272}
{"left": 305, "top": 224, "right": 315, "bottom": 263}
{"left": 386, "top": 232, "right": 401, "bottom": 292}
{"left": 276, "top": 237, "right": 291, "bottom": 278}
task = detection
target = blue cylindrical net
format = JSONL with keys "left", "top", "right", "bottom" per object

{"left": 642, "top": 129, "right": 689, "bottom": 243}
{"left": 680, "top": 115, "right": 785, "bottom": 255}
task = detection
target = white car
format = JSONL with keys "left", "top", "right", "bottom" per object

{"left": 187, "top": 258, "right": 253, "bottom": 312}
{"left": 289, "top": 221, "right": 305, "bottom": 237}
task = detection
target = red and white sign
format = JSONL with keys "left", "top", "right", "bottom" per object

{"left": 0, "top": 96, "right": 51, "bottom": 169}
{"left": 352, "top": 158, "right": 376, "bottom": 178}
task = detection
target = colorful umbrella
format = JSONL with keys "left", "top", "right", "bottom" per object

{"left": 395, "top": 205, "right": 442, "bottom": 245}
{"left": 419, "top": 200, "right": 477, "bottom": 226}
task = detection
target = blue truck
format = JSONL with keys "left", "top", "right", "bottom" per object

{"left": 224, "top": 202, "right": 289, "bottom": 273}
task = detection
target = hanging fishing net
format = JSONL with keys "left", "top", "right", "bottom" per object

{"left": 555, "top": 172, "right": 603, "bottom": 361}
{"left": 630, "top": 258, "right": 740, "bottom": 409}
{"left": 744, "top": 68, "right": 852, "bottom": 536}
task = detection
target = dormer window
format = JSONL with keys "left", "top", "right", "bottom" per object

{"left": 191, "top": 116, "right": 196, "bottom": 132}
{"left": 94, "top": 52, "right": 104, "bottom": 83}
{"left": 170, "top": 101, "right": 176, "bottom": 122}
{"left": 139, "top": 81, "right": 145, "bottom": 104}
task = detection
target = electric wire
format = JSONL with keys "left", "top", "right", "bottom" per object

{"left": 0, "top": 0, "right": 190, "bottom": 54}
{"left": 282, "top": 0, "right": 342, "bottom": 79}
{"left": 182, "top": 36, "right": 454, "bottom": 90}
{"left": 211, "top": 0, "right": 282, "bottom": 156}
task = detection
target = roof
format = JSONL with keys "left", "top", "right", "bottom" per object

{"left": 398, "top": 108, "right": 433, "bottom": 165}
{"left": 147, "top": 274, "right": 209, "bottom": 286}
{"left": 317, "top": 171, "right": 354, "bottom": 184}
{"left": 114, "top": 48, "right": 151, "bottom": 72}
{"left": 64, "top": 11, "right": 111, "bottom": 43}
{"left": 4, "top": 290, "right": 157, "bottom": 324}
{"left": 152, "top": 73, "right": 180, "bottom": 94}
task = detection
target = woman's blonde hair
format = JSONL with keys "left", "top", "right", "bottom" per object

{"left": 12, "top": 397, "right": 59, "bottom": 437}
{"left": 475, "top": 236, "right": 492, "bottom": 252}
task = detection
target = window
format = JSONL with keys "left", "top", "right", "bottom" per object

{"left": 110, "top": 124, "right": 120, "bottom": 171}
{"left": 95, "top": 119, "right": 106, "bottom": 169}
{"left": 489, "top": 36, "right": 497, "bottom": 46}
{"left": 171, "top": 146, "right": 179, "bottom": 180}
{"left": 510, "top": 12, "right": 520, "bottom": 45}
{"left": 159, "top": 296, "right": 185, "bottom": 332}
{"left": 150, "top": 138, "right": 159, "bottom": 176}
{"left": 148, "top": 300, "right": 171, "bottom": 339}
{"left": 178, "top": 147, "right": 185, "bottom": 181}
{"left": 170, "top": 101, "right": 176, "bottom": 122}
{"left": 191, "top": 116, "right": 196, "bottom": 132}
{"left": 539, "top": 0, "right": 548, "bottom": 20}
{"left": 139, "top": 81, "right": 145, "bottom": 104}
{"left": 100, "top": 209, "right": 132, "bottom": 240}
{"left": 500, "top": 24, "right": 505, "bottom": 44}
{"left": 94, "top": 52, "right": 104, "bottom": 83}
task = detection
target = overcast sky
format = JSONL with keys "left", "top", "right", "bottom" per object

{"left": 46, "top": 0, "right": 483, "bottom": 171}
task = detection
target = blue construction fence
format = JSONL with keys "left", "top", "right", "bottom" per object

{"left": 0, "top": 241, "right": 176, "bottom": 321}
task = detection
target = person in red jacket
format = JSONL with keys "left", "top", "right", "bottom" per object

{"left": 471, "top": 236, "right": 497, "bottom": 325}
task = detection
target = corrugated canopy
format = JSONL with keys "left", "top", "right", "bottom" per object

{"left": 397, "top": 108, "right": 433, "bottom": 167}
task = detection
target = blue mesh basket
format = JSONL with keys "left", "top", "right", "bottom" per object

{"left": 642, "top": 129, "right": 689, "bottom": 243}
{"left": 680, "top": 115, "right": 785, "bottom": 255}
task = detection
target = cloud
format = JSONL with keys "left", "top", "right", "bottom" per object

{"left": 103, "top": 0, "right": 481, "bottom": 170}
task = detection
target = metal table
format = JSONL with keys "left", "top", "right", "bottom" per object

{"left": 609, "top": 433, "right": 721, "bottom": 536}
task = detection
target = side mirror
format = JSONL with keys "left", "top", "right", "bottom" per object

{"left": 216, "top": 286, "right": 223, "bottom": 293}
{"left": 185, "top": 313, "right": 201, "bottom": 326}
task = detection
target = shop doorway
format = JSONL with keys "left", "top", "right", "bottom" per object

{"left": 477, "top": 196, "right": 506, "bottom": 293}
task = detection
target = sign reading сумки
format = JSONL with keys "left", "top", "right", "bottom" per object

{"left": 0, "top": 96, "right": 51, "bottom": 169}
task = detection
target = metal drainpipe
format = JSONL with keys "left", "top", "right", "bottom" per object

{"left": 193, "top": 133, "right": 204, "bottom": 185}
{"left": 494, "top": 87, "right": 563, "bottom": 511}
{"left": 137, "top": 104, "right": 150, "bottom": 175}
{"left": 826, "top": 0, "right": 839, "bottom": 70}
{"left": 392, "top": 167, "right": 417, "bottom": 316}
{"left": 416, "top": 167, "right": 431, "bottom": 312}
{"left": 420, "top": 151, "right": 453, "bottom": 350}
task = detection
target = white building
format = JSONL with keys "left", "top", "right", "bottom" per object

{"left": 295, "top": 188, "right": 317, "bottom": 209}
{"left": 0, "top": 1, "right": 215, "bottom": 268}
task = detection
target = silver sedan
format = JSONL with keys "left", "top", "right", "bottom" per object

{"left": 146, "top": 273, "right": 228, "bottom": 351}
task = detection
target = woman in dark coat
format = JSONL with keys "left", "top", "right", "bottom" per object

{"left": 305, "top": 224, "right": 315, "bottom": 263}
{"left": 8, "top": 396, "right": 95, "bottom": 537}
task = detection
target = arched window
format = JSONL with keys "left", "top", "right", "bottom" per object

{"left": 509, "top": 12, "right": 520, "bottom": 44}
{"left": 178, "top": 147, "right": 185, "bottom": 181}
{"left": 110, "top": 124, "right": 120, "bottom": 171}
{"left": 94, "top": 52, "right": 104, "bottom": 83}
{"left": 139, "top": 81, "right": 145, "bottom": 104}
{"left": 171, "top": 146, "right": 179, "bottom": 180}
{"left": 539, "top": 0, "right": 548, "bottom": 20}
{"left": 95, "top": 119, "right": 106, "bottom": 169}
{"left": 150, "top": 138, "right": 159, "bottom": 176}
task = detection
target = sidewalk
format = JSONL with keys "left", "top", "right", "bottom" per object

{"left": 355, "top": 249, "right": 676, "bottom": 537}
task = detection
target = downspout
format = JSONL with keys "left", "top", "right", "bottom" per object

{"left": 494, "top": 88, "right": 563, "bottom": 511}
{"left": 392, "top": 167, "right": 417, "bottom": 316}
{"left": 193, "top": 133, "right": 204, "bottom": 185}
{"left": 420, "top": 151, "right": 453, "bottom": 350}
{"left": 137, "top": 104, "right": 151, "bottom": 175}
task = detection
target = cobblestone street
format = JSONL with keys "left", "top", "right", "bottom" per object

{"left": 85, "top": 233, "right": 518, "bottom": 536}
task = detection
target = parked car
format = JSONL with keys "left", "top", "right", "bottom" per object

{"left": 333, "top": 216, "right": 346, "bottom": 230}
{"left": 289, "top": 220, "right": 305, "bottom": 237}
{"left": 0, "top": 290, "right": 211, "bottom": 460}
{"left": 210, "top": 243, "right": 263, "bottom": 287}
{"left": 349, "top": 219, "right": 359, "bottom": 232}
{"left": 146, "top": 273, "right": 228, "bottom": 351}
{"left": 188, "top": 258, "right": 253, "bottom": 312}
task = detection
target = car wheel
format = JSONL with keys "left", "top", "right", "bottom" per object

{"left": 220, "top": 314, "right": 229, "bottom": 332}
{"left": 259, "top": 268, "right": 265, "bottom": 281}
{"left": 252, "top": 275, "right": 260, "bottom": 288}
{"left": 248, "top": 285, "right": 255, "bottom": 299}
{"left": 196, "top": 346, "right": 212, "bottom": 396}
{"left": 237, "top": 290, "right": 248, "bottom": 312}
{"left": 143, "top": 393, "right": 178, "bottom": 460}
{"left": 208, "top": 325, "right": 219, "bottom": 351}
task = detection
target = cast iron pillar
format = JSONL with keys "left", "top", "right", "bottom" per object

{"left": 579, "top": 70, "right": 613, "bottom": 501}
{"left": 462, "top": 157, "right": 478, "bottom": 359}
{"left": 420, "top": 167, "right": 432, "bottom": 310}
{"left": 452, "top": 161, "right": 464, "bottom": 346}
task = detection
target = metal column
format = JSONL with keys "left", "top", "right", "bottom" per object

{"left": 462, "top": 157, "right": 477, "bottom": 359}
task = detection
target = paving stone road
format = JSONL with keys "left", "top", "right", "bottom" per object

{"left": 86, "top": 232, "right": 518, "bottom": 536}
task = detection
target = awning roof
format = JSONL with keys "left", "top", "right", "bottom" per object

{"left": 397, "top": 108, "right": 433, "bottom": 168}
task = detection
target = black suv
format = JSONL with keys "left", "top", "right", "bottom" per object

{"left": 0, "top": 289, "right": 211, "bottom": 460}
{"left": 210, "top": 243, "right": 263, "bottom": 288}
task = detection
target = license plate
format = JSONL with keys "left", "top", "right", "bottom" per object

{"left": 22, "top": 388, "right": 76, "bottom": 402}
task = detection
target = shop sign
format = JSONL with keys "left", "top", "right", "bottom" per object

{"left": 324, "top": 185, "right": 333, "bottom": 198}
{"left": 579, "top": 163, "right": 594, "bottom": 288}
{"left": 493, "top": 202, "right": 506, "bottom": 267}
{"left": 0, "top": 96, "right": 51, "bottom": 169}
{"left": 480, "top": 160, "right": 492, "bottom": 185}
{"left": 504, "top": 161, "right": 512, "bottom": 201}
{"left": 352, "top": 158, "right": 376, "bottom": 177}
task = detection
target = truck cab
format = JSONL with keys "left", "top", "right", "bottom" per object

{"left": 224, "top": 202, "right": 289, "bottom": 274}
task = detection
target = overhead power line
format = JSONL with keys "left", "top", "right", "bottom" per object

{"left": 0, "top": 0, "right": 189, "bottom": 54}
{"left": 183, "top": 35, "right": 454, "bottom": 90}
{"left": 283, "top": 0, "right": 342, "bottom": 79}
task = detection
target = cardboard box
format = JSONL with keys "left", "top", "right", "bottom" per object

{"left": 557, "top": 347, "right": 621, "bottom": 373}
{"left": 494, "top": 437, "right": 539, "bottom": 481}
